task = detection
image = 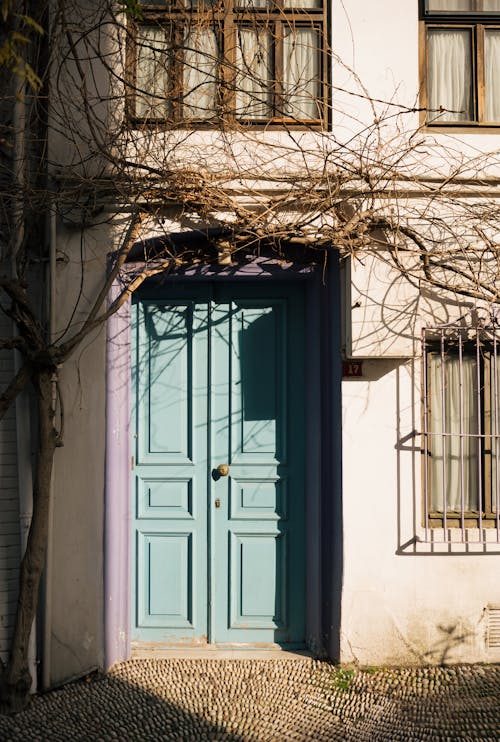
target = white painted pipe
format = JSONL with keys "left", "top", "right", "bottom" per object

{"left": 42, "top": 207, "right": 57, "bottom": 691}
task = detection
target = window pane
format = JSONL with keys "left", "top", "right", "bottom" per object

{"left": 284, "top": 0, "right": 321, "bottom": 8}
{"left": 237, "top": 0, "right": 321, "bottom": 7}
{"left": 143, "top": 0, "right": 208, "bottom": 6}
{"left": 426, "top": 0, "right": 500, "bottom": 11}
{"left": 427, "top": 1, "right": 474, "bottom": 10}
{"left": 235, "top": 28, "right": 273, "bottom": 119}
{"left": 183, "top": 27, "right": 218, "bottom": 120}
{"left": 185, "top": 0, "right": 222, "bottom": 8}
{"left": 485, "top": 29, "right": 500, "bottom": 121}
{"left": 282, "top": 27, "right": 321, "bottom": 119}
{"left": 427, "top": 28, "right": 473, "bottom": 122}
{"left": 135, "top": 27, "right": 171, "bottom": 119}
{"left": 429, "top": 354, "right": 479, "bottom": 512}
{"left": 236, "top": 0, "right": 276, "bottom": 8}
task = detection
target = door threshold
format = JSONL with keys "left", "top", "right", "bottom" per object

{"left": 131, "top": 644, "right": 313, "bottom": 660}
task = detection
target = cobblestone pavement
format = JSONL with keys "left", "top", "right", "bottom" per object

{"left": 1, "top": 659, "right": 500, "bottom": 741}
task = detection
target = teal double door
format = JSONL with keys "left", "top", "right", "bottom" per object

{"left": 131, "top": 282, "right": 305, "bottom": 646}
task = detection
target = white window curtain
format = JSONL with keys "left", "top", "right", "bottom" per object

{"left": 237, "top": 0, "right": 268, "bottom": 7}
{"left": 427, "top": 28, "right": 473, "bottom": 121}
{"left": 427, "top": 1, "right": 500, "bottom": 12}
{"left": 282, "top": 27, "right": 320, "bottom": 119}
{"left": 427, "top": 1, "right": 474, "bottom": 10}
{"left": 284, "top": 0, "right": 320, "bottom": 8}
{"left": 235, "top": 28, "right": 272, "bottom": 119}
{"left": 240, "top": 0, "right": 320, "bottom": 8}
{"left": 430, "top": 354, "right": 479, "bottom": 512}
{"left": 183, "top": 27, "right": 218, "bottom": 120}
{"left": 485, "top": 30, "right": 500, "bottom": 121}
{"left": 135, "top": 26, "right": 170, "bottom": 119}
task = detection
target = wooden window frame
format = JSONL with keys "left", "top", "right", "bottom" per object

{"left": 422, "top": 334, "right": 500, "bottom": 530}
{"left": 127, "top": 0, "right": 328, "bottom": 128}
{"left": 419, "top": 0, "right": 500, "bottom": 127}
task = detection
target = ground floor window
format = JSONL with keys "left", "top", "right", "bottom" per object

{"left": 423, "top": 324, "right": 500, "bottom": 531}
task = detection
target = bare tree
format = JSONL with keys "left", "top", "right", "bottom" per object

{"left": 0, "top": 0, "right": 499, "bottom": 711}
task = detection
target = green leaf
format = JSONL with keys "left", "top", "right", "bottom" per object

{"left": 19, "top": 14, "right": 44, "bottom": 35}
{"left": 23, "top": 62, "right": 42, "bottom": 90}
{"left": 10, "top": 31, "right": 30, "bottom": 45}
{"left": 117, "top": 0, "right": 144, "bottom": 21}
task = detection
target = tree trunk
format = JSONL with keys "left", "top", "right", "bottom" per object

{"left": 0, "top": 370, "right": 57, "bottom": 713}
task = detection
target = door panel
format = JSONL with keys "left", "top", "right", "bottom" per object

{"left": 211, "top": 287, "right": 304, "bottom": 644}
{"left": 230, "top": 532, "right": 286, "bottom": 629}
{"left": 137, "top": 477, "right": 193, "bottom": 520}
{"left": 137, "top": 302, "right": 195, "bottom": 464}
{"left": 133, "top": 299, "right": 208, "bottom": 642}
{"left": 137, "top": 531, "right": 193, "bottom": 627}
{"left": 229, "top": 477, "right": 285, "bottom": 520}
{"left": 132, "top": 283, "right": 305, "bottom": 646}
{"left": 236, "top": 304, "right": 280, "bottom": 457}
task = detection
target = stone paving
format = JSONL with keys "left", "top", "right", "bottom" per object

{"left": 1, "top": 659, "right": 500, "bottom": 741}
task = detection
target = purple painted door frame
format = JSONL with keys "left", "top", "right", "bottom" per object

{"left": 104, "top": 257, "right": 340, "bottom": 668}
{"left": 105, "top": 281, "right": 132, "bottom": 668}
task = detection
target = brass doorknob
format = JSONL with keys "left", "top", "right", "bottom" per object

{"left": 216, "top": 463, "right": 230, "bottom": 477}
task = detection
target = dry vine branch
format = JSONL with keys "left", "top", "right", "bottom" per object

{"left": 1, "top": 0, "right": 500, "bottom": 713}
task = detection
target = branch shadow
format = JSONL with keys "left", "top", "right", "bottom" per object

{"left": 420, "top": 622, "right": 475, "bottom": 665}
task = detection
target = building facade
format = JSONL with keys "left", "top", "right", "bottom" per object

{"left": 2, "top": 0, "right": 500, "bottom": 689}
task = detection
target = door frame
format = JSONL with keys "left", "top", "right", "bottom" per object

{"left": 104, "top": 256, "right": 342, "bottom": 665}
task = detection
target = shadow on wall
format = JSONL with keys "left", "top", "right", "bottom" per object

{"left": 393, "top": 619, "right": 476, "bottom": 666}
{"left": 421, "top": 622, "right": 475, "bottom": 665}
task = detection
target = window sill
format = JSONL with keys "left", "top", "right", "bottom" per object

{"left": 428, "top": 514, "right": 499, "bottom": 529}
{"left": 128, "top": 117, "right": 326, "bottom": 131}
{"left": 422, "top": 122, "right": 500, "bottom": 134}
{"left": 398, "top": 528, "right": 500, "bottom": 552}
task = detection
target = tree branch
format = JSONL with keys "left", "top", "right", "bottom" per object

{"left": 0, "top": 363, "right": 32, "bottom": 421}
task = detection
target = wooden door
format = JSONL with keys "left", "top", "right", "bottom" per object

{"left": 131, "top": 282, "right": 305, "bottom": 646}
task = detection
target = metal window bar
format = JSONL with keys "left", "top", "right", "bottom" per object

{"left": 458, "top": 332, "right": 465, "bottom": 539}
{"left": 495, "top": 334, "right": 500, "bottom": 533}
{"left": 422, "top": 328, "right": 429, "bottom": 544}
{"left": 440, "top": 329, "right": 447, "bottom": 534}
{"left": 423, "top": 324, "right": 500, "bottom": 544}
{"left": 476, "top": 329, "right": 483, "bottom": 533}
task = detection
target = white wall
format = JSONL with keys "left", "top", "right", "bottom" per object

{"left": 46, "top": 221, "right": 110, "bottom": 686}
{"left": 336, "top": 0, "right": 500, "bottom": 666}
{"left": 340, "top": 358, "right": 500, "bottom": 665}
{"left": 335, "top": 0, "right": 500, "bottom": 157}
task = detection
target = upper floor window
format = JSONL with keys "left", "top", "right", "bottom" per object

{"left": 130, "top": 0, "right": 327, "bottom": 126}
{"left": 422, "top": 0, "right": 500, "bottom": 125}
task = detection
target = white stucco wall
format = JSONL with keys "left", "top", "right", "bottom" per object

{"left": 341, "top": 359, "right": 500, "bottom": 666}
{"left": 335, "top": 0, "right": 500, "bottom": 154}
{"left": 336, "top": 0, "right": 500, "bottom": 666}
{"left": 47, "top": 222, "right": 110, "bottom": 686}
